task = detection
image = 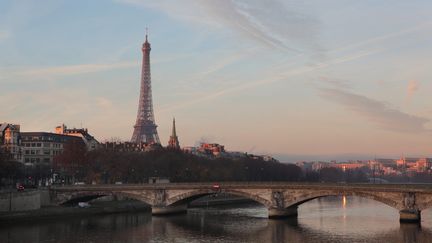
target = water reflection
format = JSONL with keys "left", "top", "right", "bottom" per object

{"left": 1, "top": 196, "right": 432, "bottom": 242}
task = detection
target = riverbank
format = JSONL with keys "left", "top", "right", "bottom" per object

{"left": 0, "top": 200, "right": 151, "bottom": 223}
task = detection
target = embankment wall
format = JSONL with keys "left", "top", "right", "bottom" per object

{"left": 0, "top": 190, "right": 43, "bottom": 212}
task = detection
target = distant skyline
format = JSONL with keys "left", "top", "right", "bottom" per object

{"left": 1, "top": 0, "right": 431, "bottom": 161}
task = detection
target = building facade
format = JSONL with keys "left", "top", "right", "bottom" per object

{"left": 21, "top": 132, "right": 84, "bottom": 166}
{"left": 0, "top": 123, "right": 22, "bottom": 162}
{"left": 55, "top": 124, "right": 99, "bottom": 150}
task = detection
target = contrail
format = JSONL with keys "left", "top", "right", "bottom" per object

{"left": 160, "top": 21, "right": 432, "bottom": 112}
{"left": 330, "top": 21, "right": 432, "bottom": 53}
{"left": 159, "top": 49, "right": 382, "bottom": 112}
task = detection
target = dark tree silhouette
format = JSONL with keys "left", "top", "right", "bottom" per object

{"left": 77, "top": 148, "right": 303, "bottom": 184}
{"left": 53, "top": 140, "right": 87, "bottom": 183}
{"left": 319, "top": 167, "right": 343, "bottom": 182}
{"left": 0, "top": 149, "right": 24, "bottom": 187}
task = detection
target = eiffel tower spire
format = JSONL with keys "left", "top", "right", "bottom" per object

{"left": 131, "top": 31, "right": 160, "bottom": 144}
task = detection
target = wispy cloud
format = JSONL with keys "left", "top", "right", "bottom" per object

{"left": 0, "top": 61, "right": 138, "bottom": 81}
{"left": 0, "top": 30, "right": 11, "bottom": 42}
{"left": 118, "top": 0, "right": 320, "bottom": 53}
{"left": 160, "top": 49, "right": 381, "bottom": 112}
{"left": 21, "top": 62, "right": 137, "bottom": 76}
{"left": 95, "top": 97, "right": 113, "bottom": 109}
{"left": 195, "top": 50, "right": 252, "bottom": 77}
{"left": 0, "top": 52, "right": 197, "bottom": 82}
{"left": 318, "top": 76, "right": 352, "bottom": 90}
{"left": 319, "top": 88, "right": 430, "bottom": 133}
{"left": 331, "top": 21, "right": 432, "bottom": 53}
{"left": 0, "top": 89, "right": 133, "bottom": 139}
{"left": 406, "top": 80, "right": 420, "bottom": 102}
{"left": 0, "top": 1, "right": 61, "bottom": 44}
{"left": 159, "top": 19, "right": 431, "bottom": 112}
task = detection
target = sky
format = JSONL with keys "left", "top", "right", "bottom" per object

{"left": 0, "top": 0, "right": 431, "bottom": 161}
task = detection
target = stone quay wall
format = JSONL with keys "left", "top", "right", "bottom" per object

{"left": 0, "top": 190, "right": 45, "bottom": 212}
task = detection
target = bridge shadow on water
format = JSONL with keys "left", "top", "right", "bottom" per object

{"left": 2, "top": 196, "right": 432, "bottom": 242}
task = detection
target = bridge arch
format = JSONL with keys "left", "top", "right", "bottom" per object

{"left": 166, "top": 189, "right": 273, "bottom": 208}
{"left": 285, "top": 191, "right": 401, "bottom": 210}
{"left": 57, "top": 191, "right": 154, "bottom": 206}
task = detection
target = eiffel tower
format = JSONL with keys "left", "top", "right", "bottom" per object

{"left": 131, "top": 31, "right": 160, "bottom": 144}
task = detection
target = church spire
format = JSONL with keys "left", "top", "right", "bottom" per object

{"left": 167, "top": 117, "right": 180, "bottom": 149}
{"left": 172, "top": 118, "right": 177, "bottom": 137}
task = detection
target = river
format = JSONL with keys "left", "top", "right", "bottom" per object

{"left": 1, "top": 196, "right": 432, "bottom": 242}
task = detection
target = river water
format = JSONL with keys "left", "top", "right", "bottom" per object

{"left": 2, "top": 196, "right": 432, "bottom": 243}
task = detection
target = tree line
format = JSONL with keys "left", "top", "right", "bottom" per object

{"left": 7, "top": 140, "right": 432, "bottom": 187}
{"left": 53, "top": 141, "right": 303, "bottom": 184}
{"left": 49, "top": 141, "right": 371, "bottom": 184}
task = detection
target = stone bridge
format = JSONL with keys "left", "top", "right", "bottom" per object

{"left": 49, "top": 183, "right": 432, "bottom": 223}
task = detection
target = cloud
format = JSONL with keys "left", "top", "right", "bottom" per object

{"left": 95, "top": 97, "right": 113, "bottom": 108}
{"left": 0, "top": 61, "right": 138, "bottom": 81}
{"left": 0, "top": 89, "right": 92, "bottom": 130}
{"left": 0, "top": 88, "right": 135, "bottom": 140}
{"left": 0, "top": 53, "right": 196, "bottom": 82}
{"left": 406, "top": 80, "right": 420, "bottom": 101}
{"left": 160, "top": 49, "right": 382, "bottom": 112}
{"left": 196, "top": 50, "right": 252, "bottom": 77}
{"left": 319, "top": 88, "right": 430, "bottom": 133}
{"left": 0, "top": 30, "right": 11, "bottom": 42}
{"left": 318, "top": 76, "right": 352, "bottom": 89}
{"left": 117, "top": 0, "right": 320, "bottom": 53}
{"left": 20, "top": 62, "right": 137, "bottom": 77}
{"left": 331, "top": 21, "right": 432, "bottom": 54}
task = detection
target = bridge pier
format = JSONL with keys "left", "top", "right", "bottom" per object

{"left": 152, "top": 204, "right": 187, "bottom": 216}
{"left": 268, "top": 206, "right": 298, "bottom": 219}
{"left": 399, "top": 209, "right": 421, "bottom": 223}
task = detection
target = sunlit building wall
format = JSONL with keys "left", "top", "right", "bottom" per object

{"left": 55, "top": 124, "right": 99, "bottom": 150}
{"left": 0, "top": 123, "right": 23, "bottom": 162}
